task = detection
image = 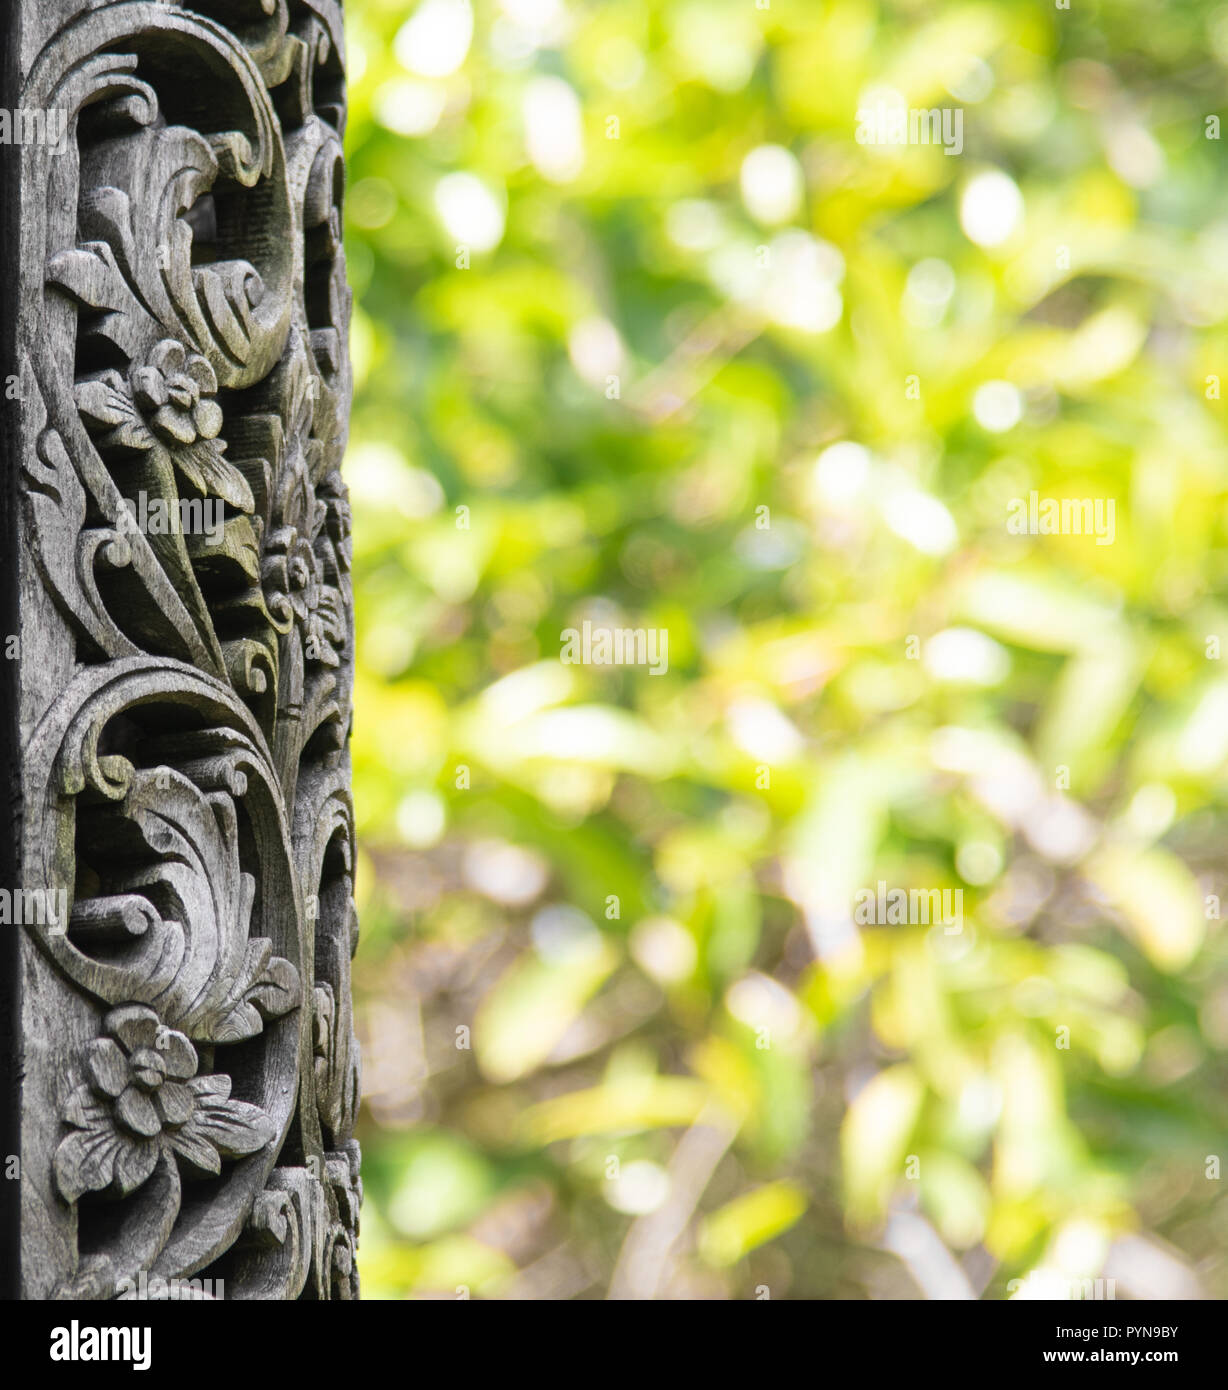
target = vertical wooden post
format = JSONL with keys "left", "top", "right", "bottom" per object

{"left": 7, "top": 0, "right": 359, "bottom": 1299}
{"left": 1, "top": 0, "right": 24, "bottom": 1308}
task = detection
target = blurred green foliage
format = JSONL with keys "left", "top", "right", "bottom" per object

{"left": 343, "top": 0, "right": 1228, "bottom": 1298}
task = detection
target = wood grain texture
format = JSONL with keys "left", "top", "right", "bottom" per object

{"left": 8, "top": 0, "right": 359, "bottom": 1300}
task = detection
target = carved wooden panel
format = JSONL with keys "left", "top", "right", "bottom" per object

{"left": 7, "top": 0, "right": 360, "bottom": 1299}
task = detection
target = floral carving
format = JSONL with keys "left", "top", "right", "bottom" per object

{"left": 264, "top": 527, "right": 345, "bottom": 667}
{"left": 54, "top": 1005, "right": 275, "bottom": 1204}
{"left": 19, "top": 0, "right": 359, "bottom": 1298}
{"left": 130, "top": 341, "right": 223, "bottom": 446}
{"left": 259, "top": 341, "right": 349, "bottom": 671}
{"left": 74, "top": 338, "right": 255, "bottom": 512}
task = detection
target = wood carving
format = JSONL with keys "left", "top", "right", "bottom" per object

{"left": 7, "top": 0, "right": 360, "bottom": 1299}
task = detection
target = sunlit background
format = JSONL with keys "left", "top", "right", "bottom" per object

{"left": 342, "top": 0, "right": 1228, "bottom": 1298}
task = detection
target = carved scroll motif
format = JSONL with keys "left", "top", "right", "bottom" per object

{"left": 17, "top": 0, "right": 358, "bottom": 1299}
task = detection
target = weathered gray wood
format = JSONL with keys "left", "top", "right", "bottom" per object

{"left": 5, "top": 0, "right": 359, "bottom": 1300}
{"left": 1, "top": 0, "right": 23, "bottom": 1306}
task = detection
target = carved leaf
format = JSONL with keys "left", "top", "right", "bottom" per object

{"left": 209, "top": 937, "right": 302, "bottom": 1042}
{"left": 184, "top": 1075, "right": 276, "bottom": 1157}
{"left": 54, "top": 1123, "right": 126, "bottom": 1204}
{"left": 75, "top": 376, "right": 135, "bottom": 428}
{"left": 166, "top": 1128, "right": 223, "bottom": 1177}
{"left": 244, "top": 952, "right": 302, "bottom": 1021}
{"left": 64, "top": 769, "right": 304, "bottom": 1045}
{"left": 55, "top": 1086, "right": 124, "bottom": 1203}
{"left": 173, "top": 437, "right": 256, "bottom": 512}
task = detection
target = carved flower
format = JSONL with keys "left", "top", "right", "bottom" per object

{"left": 74, "top": 338, "right": 254, "bottom": 513}
{"left": 54, "top": 1004, "right": 275, "bottom": 1204}
{"left": 130, "top": 338, "right": 224, "bottom": 447}
{"left": 263, "top": 528, "right": 344, "bottom": 667}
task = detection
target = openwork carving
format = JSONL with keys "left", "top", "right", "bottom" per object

{"left": 16, "top": 0, "right": 358, "bottom": 1299}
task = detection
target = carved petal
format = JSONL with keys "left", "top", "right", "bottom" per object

{"left": 194, "top": 397, "right": 224, "bottom": 440}
{"left": 155, "top": 1081, "right": 194, "bottom": 1128}
{"left": 167, "top": 1126, "right": 222, "bottom": 1177}
{"left": 184, "top": 354, "right": 218, "bottom": 395}
{"left": 107, "top": 1003, "right": 161, "bottom": 1052}
{"left": 129, "top": 1047, "right": 166, "bottom": 1079}
{"left": 149, "top": 339, "right": 187, "bottom": 376}
{"left": 62, "top": 1083, "right": 108, "bottom": 1131}
{"left": 87, "top": 1038, "right": 128, "bottom": 1097}
{"left": 113, "top": 1137, "right": 161, "bottom": 1196}
{"left": 159, "top": 1030, "right": 198, "bottom": 1081}
{"left": 54, "top": 1122, "right": 124, "bottom": 1203}
{"left": 130, "top": 366, "right": 168, "bottom": 410}
{"left": 116, "top": 1085, "right": 161, "bottom": 1138}
{"left": 153, "top": 403, "right": 197, "bottom": 444}
{"left": 188, "top": 1073, "right": 231, "bottom": 1102}
{"left": 188, "top": 1087, "right": 275, "bottom": 1158}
